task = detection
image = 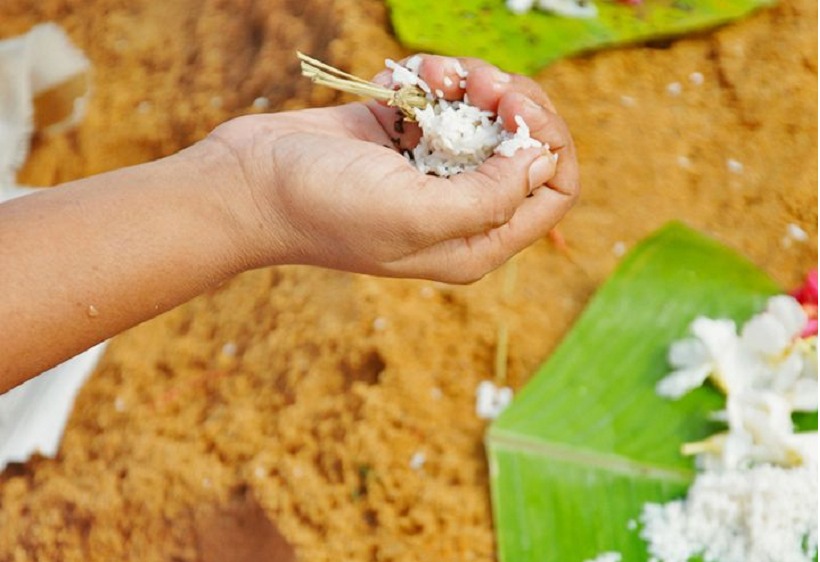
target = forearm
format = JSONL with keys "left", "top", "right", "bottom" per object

{"left": 0, "top": 142, "right": 247, "bottom": 390}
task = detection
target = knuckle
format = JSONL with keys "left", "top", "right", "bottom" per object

{"left": 462, "top": 175, "right": 492, "bottom": 211}
{"left": 491, "top": 194, "right": 515, "bottom": 228}
{"left": 436, "top": 258, "right": 487, "bottom": 285}
{"left": 516, "top": 73, "right": 540, "bottom": 91}
{"left": 454, "top": 267, "right": 487, "bottom": 285}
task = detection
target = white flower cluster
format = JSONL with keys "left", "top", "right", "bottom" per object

{"left": 640, "top": 295, "right": 818, "bottom": 562}
{"left": 657, "top": 294, "right": 817, "bottom": 469}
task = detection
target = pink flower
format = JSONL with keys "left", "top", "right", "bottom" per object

{"left": 792, "top": 269, "right": 818, "bottom": 337}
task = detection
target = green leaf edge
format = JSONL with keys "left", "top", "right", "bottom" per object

{"left": 385, "top": 0, "right": 777, "bottom": 75}
{"left": 484, "top": 221, "right": 820, "bottom": 562}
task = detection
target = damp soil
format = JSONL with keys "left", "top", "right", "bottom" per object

{"left": 0, "top": 0, "right": 816, "bottom": 561}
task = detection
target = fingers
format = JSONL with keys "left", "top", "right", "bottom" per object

{"left": 368, "top": 54, "right": 562, "bottom": 154}
{"left": 414, "top": 56, "right": 472, "bottom": 101}
{"left": 496, "top": 91, "right": 580, "bottom": 198}
{"left": 359, "top": 54, "right": 577, "bottom": 281}
{"left": 373, "top": 53, "right": 555, "bottom": 113}
{"left": 467, "top": 65, "right": 557, "bottom": 113}
{"left": 384, "top": 184, "right": 575, "bottom": 284}
{"left": 372, "top": 54, "right": 474, "bottom": 101}
{"left": 468, "top": 184, "right": 576, "bottom": 267}
{"left": 405, "top": 146, "right": 549, "bottom": 243}
{"left": 414, "top": 55, "right": 557, "bottom": 113}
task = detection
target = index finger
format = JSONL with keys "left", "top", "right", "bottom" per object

{"left": 418, "top": 56, "right": 557, "bottom": 113}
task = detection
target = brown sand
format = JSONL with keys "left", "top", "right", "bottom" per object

{"left": 0, "top": 0, "right": 816, "bottom": 560}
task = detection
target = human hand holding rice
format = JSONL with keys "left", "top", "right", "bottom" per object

{"left": 0, "top": 54, "right": 579, "bottom": 383}
{"left": 209, "top": 54, "right": 579, "bottom": 283}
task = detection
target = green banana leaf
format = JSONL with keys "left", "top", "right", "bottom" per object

{"left": 385, "top": 0, "right": 776, "bottom": 75}
{"left": 487, "top": 222, "right": 817, "bottom": 561}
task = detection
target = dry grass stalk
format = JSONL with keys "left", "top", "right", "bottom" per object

{"left": 297, "top": 52, "right": 428, "bottom": 120}
{"left": 494, "top": 259, "right": 519, "bottom": 385}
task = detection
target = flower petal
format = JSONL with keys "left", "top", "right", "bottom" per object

{"left": 741, "top": 312, "right": 789, "bottom": 357}
{"left": 767, "top": 295, "right": 807, "bottom": 340}
{"left": 690, "top": 317, "right": 738, "bottom": 358}
{"left": 668, "top": 338, "right": 707, "bottom": 368}
{"left": 656, "top": 364, "right": 712, "bottom": 399}
{"left": 790, "top": 378, "right": 818, "bottom": 411}
{"left": 771, "top": 350, "right": 804, "bottom": 392}
{"left": 788, "top": 432, "right": 818, "bottom": 467}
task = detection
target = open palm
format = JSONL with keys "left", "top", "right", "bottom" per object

{"left": 209, "top": 55, "right": 579, "bottom": 283}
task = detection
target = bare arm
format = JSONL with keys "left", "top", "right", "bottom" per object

{"left": 0, "top": 143, "right": 248, "bottom": 388}
{"left": 0, "top": 55, "right": 579, "bottom": 391}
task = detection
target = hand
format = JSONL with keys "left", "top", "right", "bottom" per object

{"left": 0, "top": 55, "right": 578, "bottom": 382}
{"left": 204, "top": 55, "right": 580, "bottom": 283}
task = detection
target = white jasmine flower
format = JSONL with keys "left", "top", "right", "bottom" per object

{"left": 656, "top": 318, "right": 739, "bottom": 399}
{"left": 741, "top": 296, "right": 815, "bottom": 410}
{"left": 658, "top": 295, "right": 818, "bottom": 470}
{"left": 724, "top": 391, "right": 801, "bottom": 467}
{"left": 741, "top": 296, "right": 806, "bottom": 359}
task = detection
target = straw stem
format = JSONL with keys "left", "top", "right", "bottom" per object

{"left": 297, "top": 51, "right": 429, "bottom": 120}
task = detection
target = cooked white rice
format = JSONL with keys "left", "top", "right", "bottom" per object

{"left": 639, "top": 463, "right": 818, "bottom": 562}
{"left": 386, "top": 58, "right": 547, "bottom": 177}
{"left": 385, "top": 58, "right": 432, "bottom": 98}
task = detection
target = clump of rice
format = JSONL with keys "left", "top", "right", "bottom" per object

{"left": 639, "top": 463, "right": 818, "bottom": 562}
{"left": 386, "top": 57, "right": 431, "bottom": 96}
{"left": 385, "top": 57, "right": 546, "bottom": 177}
{"left": 475, "top": 380, "right": 513, "bottom": 420}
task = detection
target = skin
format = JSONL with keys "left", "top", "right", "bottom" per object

{"left": 0, "top": 55, "right": 579, "bottom": 391}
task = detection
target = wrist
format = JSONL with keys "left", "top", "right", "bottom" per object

{"left": 152, "top": 140, "right": 252, "bottom": 280}
{"left": 170, "top": 132, "right": 287, "bottom": 275}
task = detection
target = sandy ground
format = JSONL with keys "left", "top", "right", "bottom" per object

{"left": 0, "top": 0, "right": 816, "bottom": 560}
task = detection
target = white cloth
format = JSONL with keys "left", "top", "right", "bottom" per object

{"left": 0, "top": 22, "right": 90, "bottom": 194}
{"left": 0, "top": 23, "right": 99, "bottom": 471}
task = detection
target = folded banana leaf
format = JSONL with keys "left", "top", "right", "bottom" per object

{"left": 487, "top": 222, "right": 817, "bottom": 561}
{"left": 385, "top": 0, "right": 775, "bottom": 75}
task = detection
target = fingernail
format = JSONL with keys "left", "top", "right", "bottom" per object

{"left": 523, "top": 96, "right": 542, "bottom": 112}
{"left": 373, "top": 71, "right": 392, "bottom": 87}
{"left": 490, "top": 68, "right": 511, "bottom": 84}
{"left": 528, "top": 154, "right": 556, "bottom": 192}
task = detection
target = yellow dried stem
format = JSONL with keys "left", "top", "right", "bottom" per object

{"left": 494, "top": 259, "right": 519, "bottom": 385}
{"left": 495, "top": 321, "right": 509, "bottom": 385}
{"left": 297, "top": 51, "right": 428, "bottom": 120}
{"left": 681, "top": 433, "right": 727, "bottom": 456}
